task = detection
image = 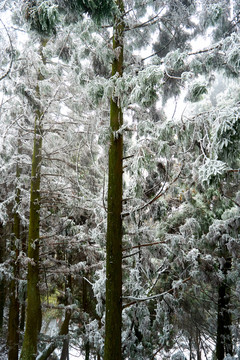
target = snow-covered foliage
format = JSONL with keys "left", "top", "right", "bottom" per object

{"left": 1, "top": 0, "right": 240, "bottom": 359}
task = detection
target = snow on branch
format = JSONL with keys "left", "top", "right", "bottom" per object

{"left": 122, "top": 276, "right": 191, "bottom": 309}
{"left": 122, "top": 166, "right": 183, "bottom": 218}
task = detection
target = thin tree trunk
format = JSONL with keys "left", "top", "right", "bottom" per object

{"left": 189, "top": 338, "right": 192, "bottom": 360}
{"left": 20, "top": 115, "right": 43, "bottom": 360}
{"left": 60, "top": 273, "right": 72, "bottom": 360}
{"left": 0, "top": 222, "right": 6, "bottom": 331}
{"left": 104, "top": 1, "right": 124, "bottom": 360}
{"left": 60, "top": 338, "right": 69, "bottom": 360}
{"left": 216, "top": 248, "right": 232, "bottom": 360}
{"left": 196, "top": 330, "right": 201, "bottom": 360}
{"left": 8, "top": 158, "right": 21, "bottom": 360}
{"left": 83, "top": 278, "right": 90, "bottom": 360}
{"left": 20, "top": 230, "right": 27, "bottom": 332}
{"left": 84, "top": 342, "right": 90, "bottom": 360}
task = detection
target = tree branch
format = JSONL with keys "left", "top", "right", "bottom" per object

{"left": 122, "top": 167, "right": 183, "bottom": 218}
{"left": 122, "top": 276, "right": 191, "bottom": 309}
{"left": 123, "top": 240, "right": 167, "bottom": 252}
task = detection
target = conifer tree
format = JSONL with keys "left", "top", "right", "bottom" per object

{"left": 104, "top": 0, "right": 124, "bottom": 358}
{"left": 2, "top": 1, "right": 240, "bottom": 359}
{"left": 20, "top": 75, "right": 44, "bottom": 360}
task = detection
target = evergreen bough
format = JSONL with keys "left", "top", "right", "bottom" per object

{"left": 59, "top": 0, "right": 117, "bottom": 22}
{"left": 23, "top": 0, "right": 59, "bottom": 34}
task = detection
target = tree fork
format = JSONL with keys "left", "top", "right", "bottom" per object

{"left": 104, "top": 1, "right": 124, "bottom": 359}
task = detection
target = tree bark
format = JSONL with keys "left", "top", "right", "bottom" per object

{"left": 104, "top": 1, "right": 124, "bottom": 360}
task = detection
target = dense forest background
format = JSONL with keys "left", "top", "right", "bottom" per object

{"left": 0, "top": 0, "right": 240, "bottom": 359}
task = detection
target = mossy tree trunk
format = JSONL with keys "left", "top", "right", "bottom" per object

{"left": 8, "top": 150, "right": 21, "bottom": 360}
{"left": 20, "top": 38, "right": 48, "bottom": 360}
{"left": 0, "top": 221, "right": 6, "bottom": 331}
{"left": 20, "top": 113, "right": 43, "bottom": 360}
{"left": 216, "top": 245, "right": 232, "bottom": 360}
{"left": 104, "top": 1, "right": 124, "bottom": 359}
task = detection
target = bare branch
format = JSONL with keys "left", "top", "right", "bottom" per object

{"left": 122, "top": 250, "right": 140, "bottom": 259}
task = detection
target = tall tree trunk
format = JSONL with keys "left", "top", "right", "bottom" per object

{"left": 20, "top": 115, "right": 43, "bottom": 360}
{"left": 8, "top": 157, "right": 21, "bottom": 360}
{"left": 216, "top": 247, "right": 232, "bottom": 360}
{"left": 0, "top": 222, "right": 6, "bottom": 331}
{"left": 20, "top": 38, "right": 48, "bottom": 360}
{"left": 104, "top": 1, "right": 124, "bottom": 360}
